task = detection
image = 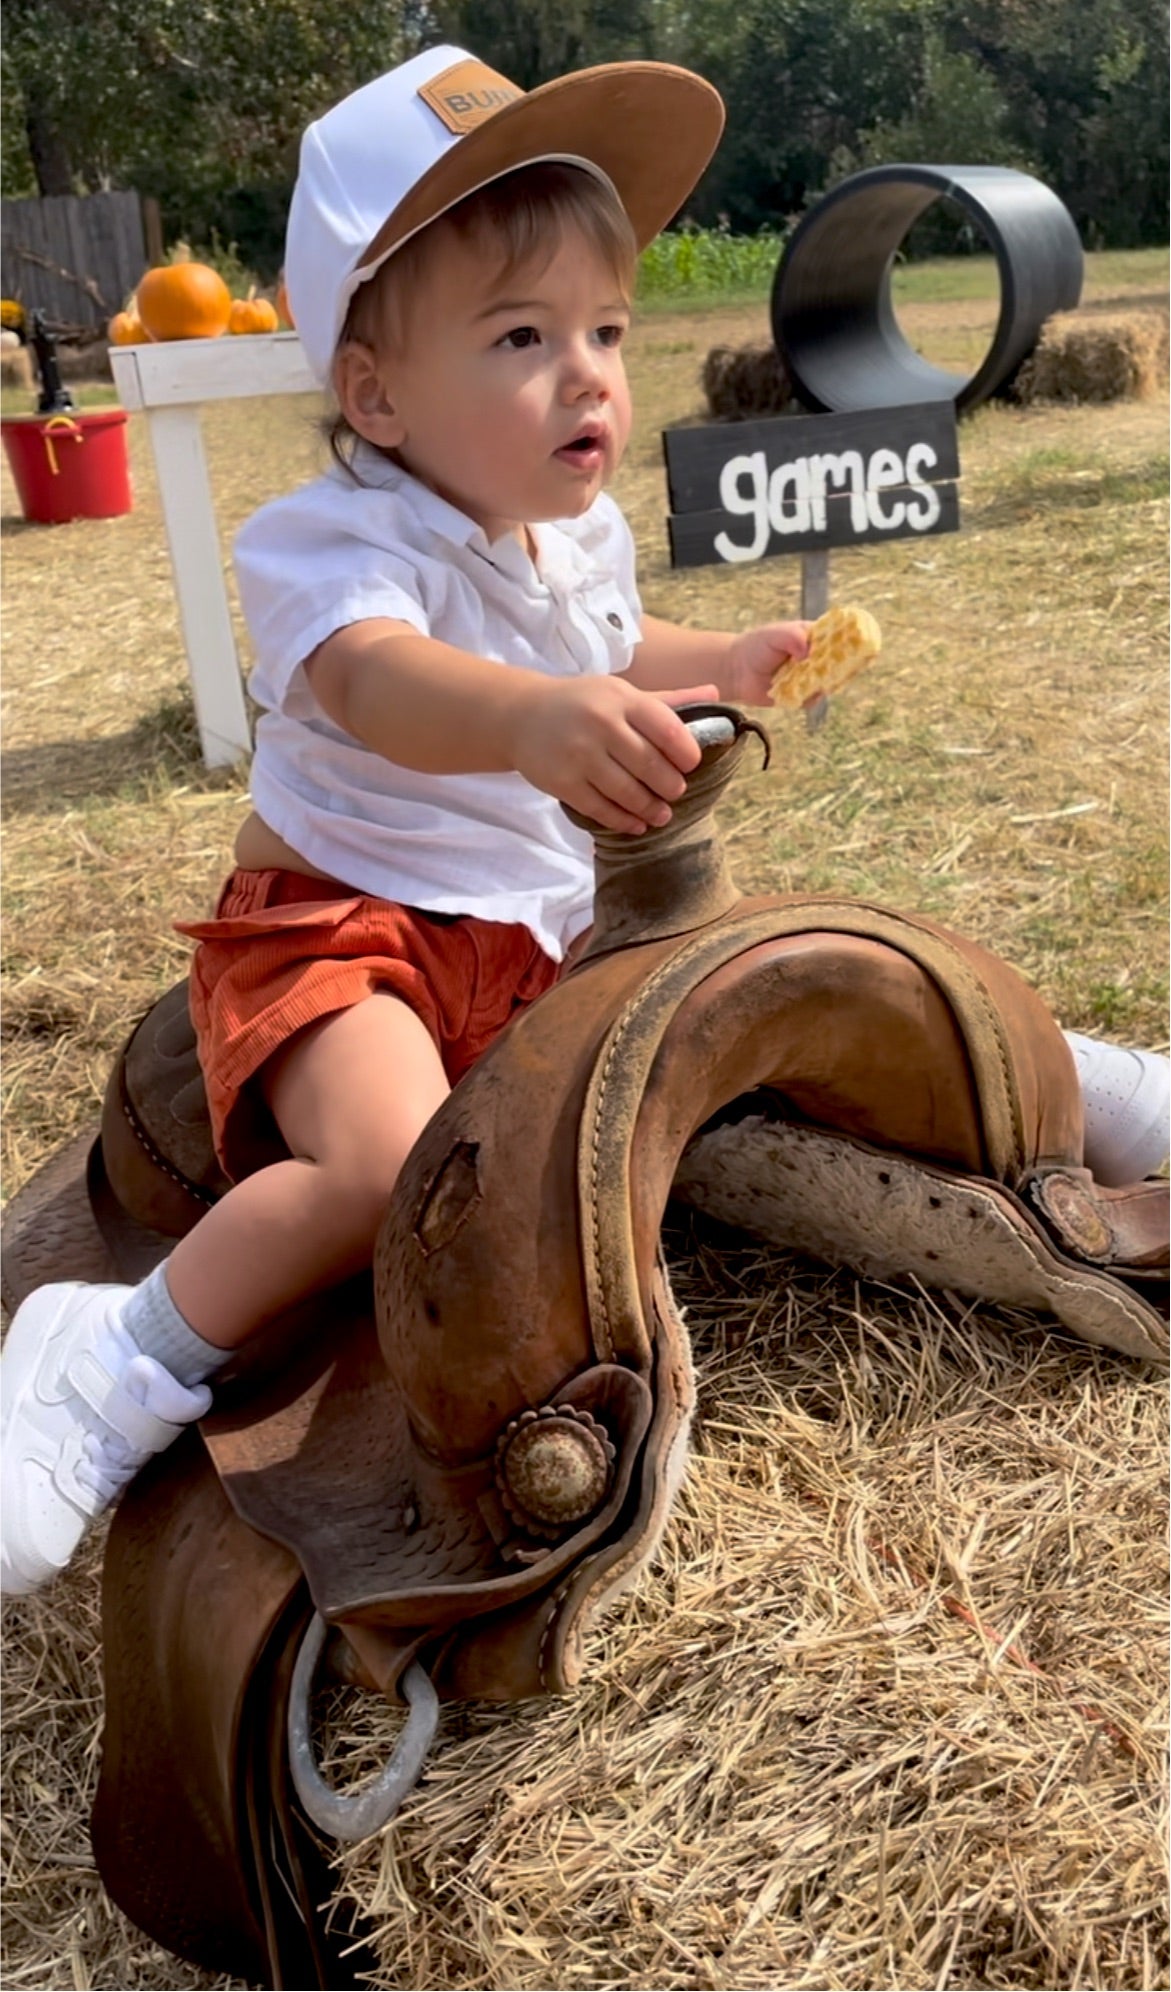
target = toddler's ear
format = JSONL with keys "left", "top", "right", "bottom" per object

{"left": 333, "top": 342, "right": 406, "bottom": 449}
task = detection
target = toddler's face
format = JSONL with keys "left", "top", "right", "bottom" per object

{"left": 346, "top": 223, "right": 633, "bottom": 545}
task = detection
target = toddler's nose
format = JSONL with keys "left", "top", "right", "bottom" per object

{"left": 562, "top": 339, "right": 609, "bottom": 399}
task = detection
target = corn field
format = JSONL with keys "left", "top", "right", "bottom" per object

{"left": 637, "top": 226, "right": 788, "bottom": 303}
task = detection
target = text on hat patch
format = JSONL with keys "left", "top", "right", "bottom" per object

{"left": 419, "top": 60, "right": 524, "bottom": 134}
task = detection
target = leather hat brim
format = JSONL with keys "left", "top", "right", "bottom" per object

{"left": 358, "top": 61, "right": 725, "bottom": 275}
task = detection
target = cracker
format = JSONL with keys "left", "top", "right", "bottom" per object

{"left": 771, "top": 604, "right": 882, "bottom": 709}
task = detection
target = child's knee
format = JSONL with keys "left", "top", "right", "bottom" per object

{"left": 317, "top": 1152, "right": 406, "bottom": 1252}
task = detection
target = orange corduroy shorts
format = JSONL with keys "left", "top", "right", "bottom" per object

{"left": 178, "top": 868, "right": 561, "bottom": 1180}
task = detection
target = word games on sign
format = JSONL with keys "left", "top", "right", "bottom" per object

{"left": 664, "top": 401, "right": 960, "bottom": 570}
{"left": 716, "top": 435, "right": 945, "bottom": 561}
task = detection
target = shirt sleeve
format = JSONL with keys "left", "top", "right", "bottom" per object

{"left": 234, "top": 476, "right": 432, "bottom": 715}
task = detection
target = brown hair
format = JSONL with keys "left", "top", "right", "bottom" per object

{"left": 327, "top": 161, "right": 638, "bottom": 472}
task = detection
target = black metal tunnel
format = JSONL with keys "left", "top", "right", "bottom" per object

{"left": 772, "top": 165, "right": 1084, "bottom": 414}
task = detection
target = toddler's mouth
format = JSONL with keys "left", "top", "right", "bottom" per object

{"left": 554, "top": 427, "right": 606, "bottom": 470}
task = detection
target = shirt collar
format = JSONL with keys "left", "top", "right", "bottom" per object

{"left": 346, "top": 442, "right": 591, "bottom": 593}
{"left": 347, "top": 442, "right": 514, "bottom": 559}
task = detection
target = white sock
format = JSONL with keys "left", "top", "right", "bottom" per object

{"left": 121, "top": 1260, "right": 233, "bottom": 1388}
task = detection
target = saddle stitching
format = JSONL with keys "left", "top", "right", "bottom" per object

{"left": 120, "top": 1088, "right": 218, "bottom": 1209}
{"left": 585, "top": 945, "right": 687, "bottom": 1365}
{"left": 537, "top": 1549, "right": 602, "bottom": 1690}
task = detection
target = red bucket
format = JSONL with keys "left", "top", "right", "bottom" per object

{"left": 1, "top": 408, "right": 132, "bottom": 524}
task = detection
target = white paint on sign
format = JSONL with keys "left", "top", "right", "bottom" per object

{"left": 713, "top": 439, "right": 943, "bottom": 562}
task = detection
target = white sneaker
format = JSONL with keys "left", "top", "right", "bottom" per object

{"left": 1, "top": 1282, "right": 212, "bottom": 1597}
{"left": 1064, "top": 1033, "right": 1171, "bottom": 1189}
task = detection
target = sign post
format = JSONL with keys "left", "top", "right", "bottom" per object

{"left": 800, "top": 547, "right": 830, "bottom": 620}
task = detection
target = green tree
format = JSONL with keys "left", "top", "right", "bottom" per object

{"left": 944, "top": 0, "right": 1169, "bottom": 243}
{"left": 427, "top": 0, "right": 658, "bottom": 86}
{"left": 2, "top": 0, "right": 421, "bottom": 262}
{"left": 680, "top": 0, "right": 939, "bottom": 230}
{"left": 848, "top": 35, "right": 1033, "bottom": 174}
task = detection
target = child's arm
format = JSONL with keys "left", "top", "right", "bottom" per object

{"left": 306, "top": 618, "right": 718, "bottom": 835}
{"left": 628, "top": 612, "right": 811, "bottom": 708}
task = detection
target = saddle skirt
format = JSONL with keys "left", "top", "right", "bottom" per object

{"left": 3, "top": 706, "right": 1166, "bottom": 1988}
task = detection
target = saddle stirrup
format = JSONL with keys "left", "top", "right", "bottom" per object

{"left": 287, "top": 1614, "right": 440, "bottom": 1842}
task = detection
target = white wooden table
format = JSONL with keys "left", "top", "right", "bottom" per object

{"left": 110, "top": 333, "right": 318, "bottom": 768}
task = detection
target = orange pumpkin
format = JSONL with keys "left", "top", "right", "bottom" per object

{"left": 276, "top": 278, "right": 295, "bottom": 329}
{"left": 228, "top": 294, "right": 280, "bottom": 335}
{"left": 108, "top": 307, "right": 149, "bottom": 345}
{"left": 136, "top": 262, "right": 232, "bottom": 342}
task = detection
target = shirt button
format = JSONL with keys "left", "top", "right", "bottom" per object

{"left": 606, "top": 612, "right": 624, "bottom": 629}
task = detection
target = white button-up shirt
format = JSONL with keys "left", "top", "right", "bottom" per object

{"left": 234, "top": 444, "right": 642, "bottom": 960}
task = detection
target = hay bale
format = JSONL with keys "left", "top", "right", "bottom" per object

{"left": 701, "top": 342, "right": 800, "bottom": 420}
{"left": 1012, "top": 310, "right": 1169, "bottom": 405}
{"left": 0, "top": 332, "right": 34, "bottom": 395}
{"left": 57, "top": 339, "right": 120, "bottom": 384}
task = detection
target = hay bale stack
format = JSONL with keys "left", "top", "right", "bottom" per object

{"left": 701, "top": 342, "right": 800, "bottom": 420}
{"left": 1012, "top": 310, "right": 1169, "bottom": 405}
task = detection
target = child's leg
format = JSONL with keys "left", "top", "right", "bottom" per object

{"left": 1063, "top": 1031, "right": 1170, "bottom": 1188}
{"left": 166, "top": 990, "right": 449, "bottom": 1345}
{"left": 1, "top": 992, "right": 447, "bottom": 1595}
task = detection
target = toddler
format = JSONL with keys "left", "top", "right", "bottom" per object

{"left": 2, "top": 47, "right": 1166, "bottom": 1597}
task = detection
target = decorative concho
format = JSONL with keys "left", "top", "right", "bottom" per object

{"left": 495, "top": 1404, "right": 616, "bottom": 1539}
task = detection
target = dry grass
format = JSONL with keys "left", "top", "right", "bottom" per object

{"left": 2, "top": 261, "right": 1168, "bottom": 1990}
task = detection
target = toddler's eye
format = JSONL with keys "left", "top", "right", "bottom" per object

{"left": 500, "top": 326, "right": 539, "bottom": 349}
{"left": 596, "top": 323, "right": 626, "bottom": 348}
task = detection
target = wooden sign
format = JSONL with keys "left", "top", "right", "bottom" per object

{"left": 663, "top": 401, "right": 960, "bottom": 570}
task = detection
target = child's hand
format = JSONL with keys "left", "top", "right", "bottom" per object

{"left": 512, "top": 675, "right": 720, "bottom": 834}
{"left": 722, "top": 621, "right": 811, "bottom": 707}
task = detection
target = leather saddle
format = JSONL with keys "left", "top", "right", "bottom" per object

{"left": 3, "top": 706, "right": 1166, "bottom": 1988}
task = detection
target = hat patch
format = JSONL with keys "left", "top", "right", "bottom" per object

{"left": 419, "top": 60, "right": 524, "bottom": 134}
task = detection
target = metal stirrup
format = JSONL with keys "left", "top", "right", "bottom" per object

{"left": 287, "top": 1612, "right": 439, "bottom": 1842}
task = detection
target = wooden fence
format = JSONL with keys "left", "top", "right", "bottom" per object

{"left": 1, "top": 190, "right": 158, "bottom": 338}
